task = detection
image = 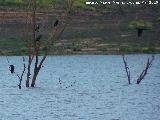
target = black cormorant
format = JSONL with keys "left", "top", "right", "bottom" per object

{"left": 36, "top": 34, "right": 42, "bottom": 42}
{"left": 9, "top": 65, "right": 14, "bottom": 74}
{"left": 54, "top": 20, "right": 59, "bottom": 27}
{"left": 35, "top": 25, "right": 40, "bottom": 32}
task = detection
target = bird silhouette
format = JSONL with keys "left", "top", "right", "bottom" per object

{"left": 9, "top": 65, "right": 15, "bottom": 74}
{"left": 35, "top": 25, "right": 40, "bottom": 32}
{"left": 54, "top": 20, "right": 59, "bottom": 27}
{"left": 59, "top": 78, "right": 62, "bottom": 85}
{"left": 36, "top": 34, "right": 42, "bottom": 42}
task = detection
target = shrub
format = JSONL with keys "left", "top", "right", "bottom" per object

{"left": 120, "top": 47, "right": 132, "bottom": 53}
{"left": 21, "top": 48, "right": 27, "bottom": 53}
{"left": 157, "top": 17, "right": 160, "bottom": 22}
{"left": 142, "top": 47, "right": 155, "bottom": 53}
{"left": 100, "top": 47, "right": 108, "bottom": 52}
{"left": 72, "top": 44, "right": 81, "bottom": 51}
{"left": 128, "top": 20, "right": 153, "bottom": 30}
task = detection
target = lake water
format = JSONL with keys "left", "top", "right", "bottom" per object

{"left": 0, "top": 55, "right": 160, "bottom": 120}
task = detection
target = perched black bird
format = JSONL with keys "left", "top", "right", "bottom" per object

{"left": 36, "top": 34, "right": 42, "bottom": 42}
{"left": 35, "top": 25, "right": 40, "bottom": 32}
{"left": 54, "top": 20, "right": 59, "bottom": 27}
{"left": 9, "top": 65, "right": 15, "bottom": 74}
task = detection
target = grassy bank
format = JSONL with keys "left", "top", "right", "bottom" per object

{"left": 0, "top": 1, "right": 160, "bottom": 55}
{"left": 0, "top": 37, "right": 160, "bottom": 55}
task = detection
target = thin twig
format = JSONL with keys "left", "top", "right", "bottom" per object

{"left": 122, "top": 55, "right": 131, "bottom": 84}
{"left": 17, "top": 57, "right": 26, "bottom": 89}
{"left": 137, "top": 55, "right": 155, "bottom": 84}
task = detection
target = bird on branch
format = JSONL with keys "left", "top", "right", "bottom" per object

{"left": 54, "top": 20, "right": 59, "bottom": 27}
{"left": 35, "top": 25, "right": 40, "bottom": 32}
{"left": 36, "top": 34, "right": 42, "bottom": 42}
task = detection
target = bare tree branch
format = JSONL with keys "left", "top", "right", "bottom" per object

{"left": 30, "top": 0, "right": 74, "bottom": 87}
{"left": 122, "top": 54, "right": 131, "bottom": 84}
{"left": 16, "top": 57, "right": 26, "bottom": 89}
{"left": 137, "top": 55, "right": 155, "bottom": 84}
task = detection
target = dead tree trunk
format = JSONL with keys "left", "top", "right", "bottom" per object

{"left": 27, "top": 0, "right": 73, "bottom": 87}
{"left": 16, "top": 57, "right": 26, "bottom": 89}
{"left": 26, "top": 57, "right": 33, "bottom": 87}
{"left": 122, "top": 55, "right": 131, "bottom": 84}
{"left": 29, "top": 0, "right": 37, "bottom": 87}
{"left": 25, "top": 0, "right": 35, "bottom": 87}
{"left": 26, "top": 61, "right": 30, "bottom": 87}
{"left": 31, "top": 68, "right": 39, "bottom": 87}
{"left": 137, "top": 55, "right": 154, "bottom": 84}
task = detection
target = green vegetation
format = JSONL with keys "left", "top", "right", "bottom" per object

{"left": 0, "top": 0, "right": 28, "bottom": 6}
{"left": 99, "top": 47, "right": 108, "bottom": 52}
{"left": 0, "top": 0, "right": 94, "bottom": 10}
{"left": 119, "top": 47, "right": 158, "bottom": 54}
{"left": 74, "top": 0, "right": 96, "bottom": 11}
{"left": 0, "top": 0, "right": 113, "bottom": 11}
{"left": 157, "top": 17, "right": 160, "bottom": 22}
{"left": 128, "top": 20, "right": 153, "bottom": 30}
{"left": 120, "top": 47, "right": 133, "bottom": 53}
{"left": 0, "top": 0, "right": 159, "bottom": 55}
{"left": 142, "top": 47, "right": 156, "bottom": 53}
{"left": 0, "top": 37, "right": 26, "bottom": 55}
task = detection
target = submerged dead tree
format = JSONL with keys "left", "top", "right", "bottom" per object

{"left": 137, "top": 55, "right": 155, "bottom": 84}
{"left": 122, "top": 55, "right": 131, "bottom": 84}
{"left": 16, "top": 57, "right": 26, "bottom": 89}
{"left": 25, "top": 0, "right": 74, "bottom": 87}
{"left": 122, "top": 55, "right": 155, "bottom": 84}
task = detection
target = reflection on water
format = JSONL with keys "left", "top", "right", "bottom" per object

{"left": 0, "top": 55, "right": 160, "bottom": 120}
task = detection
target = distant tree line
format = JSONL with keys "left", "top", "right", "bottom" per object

{"left": 0, "top": 0, "right": 88, "bottom": 9}
{"left": 1, "top": 0, "right": 158, "bottom": 12}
